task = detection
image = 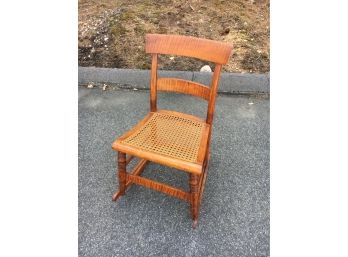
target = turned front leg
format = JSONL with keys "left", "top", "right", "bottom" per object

{"left": 118, "top": 152, "right": 127, "bottom": 194}
{"left": 189, "top": 173, "right": 200, "bottom": 228}
{"left": 112, "top": 151, "right": 127, "bottom": 201}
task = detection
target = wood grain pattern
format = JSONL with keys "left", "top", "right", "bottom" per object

{"left": 206, "top": 64, "right": 222, "bottom": 125}
{"left": 112, "top": 152, "right": 126, "bottom": 201}
{"left": 114, "top": 131, "right": 204, "bottom": 174}
{"left": 112, "top": 158, "right": 148, "bottom": 201}
{"left": 127, "top": 174, "right": 191, "bottom": 202}
{"left": 189, "top": 174, "right": 200, "bottom": 228}
{"left": 198, "top": 158, "right": 209, "bottom": 208}
{"left": 112, "top": 34, "right": 233, "bottom": 227}
{"left": 146, "top": 34, "right": 232, "bottom": 64}
{"left": 118, "top": 152, "right": 126, "bottom": 194}
{"left": 125, "top": 159, "right": 148, "bottom": 187}
{"left": 196, "top": 122, "right": 211, "bottom": 164}
{"left": 150, "top": 54, "right": 158, "bottom": 112}
{"left": 157, "top": 78, "right": 210, "bottom": 101}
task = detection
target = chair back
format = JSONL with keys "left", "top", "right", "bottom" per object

{"left": 145, "top": 34, "right": 233, "bottom": 125}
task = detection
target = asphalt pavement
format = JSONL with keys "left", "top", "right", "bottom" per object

{"left": 78, "top": 67, "right": 270, "bottom": 94}
{"left": 78, "top": 86, "right": 270, "bottom": 257}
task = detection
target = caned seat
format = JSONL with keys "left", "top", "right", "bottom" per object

{"left": 111, "top": 34, "right": 233, "bottom": 228}
{"left": 112, "top": 110, "right": 210, "bottom": 174}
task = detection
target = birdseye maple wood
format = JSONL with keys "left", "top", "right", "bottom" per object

{"left": 112, "top": 34, "right": 232, "bottom": 228}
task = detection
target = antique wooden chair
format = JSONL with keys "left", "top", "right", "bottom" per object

{"left": 112, "top": 34, "right": 232, "bottom": 228}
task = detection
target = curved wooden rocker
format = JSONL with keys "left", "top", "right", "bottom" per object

{"left": 112, "top": 34, "right": 232, "bottom": 228}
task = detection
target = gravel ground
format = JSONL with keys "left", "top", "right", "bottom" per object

{"left": 78, "top": 87, "right": 269, "bottom": 257}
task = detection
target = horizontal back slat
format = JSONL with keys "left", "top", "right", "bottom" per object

{"left": 146, "top": 34, "right": 233, "bottom": 64}
{"left": 157, "top": 78, "right": 210, "bottom": 101}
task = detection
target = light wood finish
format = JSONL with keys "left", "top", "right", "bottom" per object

{"left": 189, "top": 174, "right": 200, "bottom": 228}
{"left": 125, "top": 159, "right": 148, "bottom": 187}
{"left": 112, "top": 158, "right": 148, "bottom": 201}
{"left": 196, "top": 122, "right": 211, "bottom": 165}
{"left": 150, "top": 54, "right": 158, "bottom": 112}
{"left": 206, "top": 64, "right": 222, "bottom": 125}
{"left": 127, "top": 174, "right": 191, "bottom": 202}
{"left": 146, "top": 34, "right": 232, "bottom": 64}
{"left": 198, "top": 156, "right": 210, "bottom": 211}
{"left": 157, "top": 78, "right": 210, "bottom": 101}
{"left": 112, "top": 110, "right": 210, "bottom": 174}
{"left": 112, "top": 34, "right": 233, "bottom": 228}
{"left": 112, "top": 152, "right": 126, "bottom": 201}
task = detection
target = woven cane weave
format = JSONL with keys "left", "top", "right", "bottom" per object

{"left": 122, "top": 112, "right": 205, "bottom": 163}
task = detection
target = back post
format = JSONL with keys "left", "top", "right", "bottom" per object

{"left": 150, "top": 53, "right": 158, "bottom": 112}
{"left": 206, "top": 64, "right": 222, "bottom": 125}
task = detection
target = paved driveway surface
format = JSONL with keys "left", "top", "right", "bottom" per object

{"left": 78, "top": 87, "right": 269, "bottom": 257}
